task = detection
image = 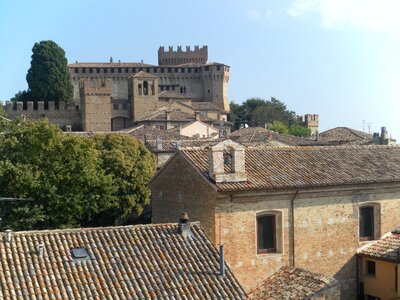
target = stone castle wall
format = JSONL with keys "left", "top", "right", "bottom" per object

{"left": 4, "top": 101, "right": 81, "bottom": 130}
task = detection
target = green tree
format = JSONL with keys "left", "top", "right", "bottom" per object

{"left": 288, "top": 124, "right": 311, "bottom": 137}
{"left": 91, "top": 134, "right": 156, "bottom": 226}
{"left": 26, "top": 40, "right": 73, "bottom": 103}
{"left": 229, "top": 97, "right": 298, "bottom": 129}
{"left": 267, "top": 120, "right": 289, "bottom": 134}
{"left": 0, "top": 119, "right": 156, "bottom": 230}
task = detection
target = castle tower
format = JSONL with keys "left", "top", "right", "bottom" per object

{"left": 80, "top": 78, "right": 112, "bottom": 132}
{"left": 158, "top": 45, "right": 208, "bottom": 65}
{"left": 128, "top": 71, "right": 159, "bottom": 121}
{"left": 201, "top": 64, "right": 230, "bottom": 112}
{"left": 298, "top": 114, "right": 319, "bottom": 135}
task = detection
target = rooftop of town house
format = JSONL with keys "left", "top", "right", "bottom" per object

{"left": 247, "top": 266, "right": 339, "bottom": 299}
{"left": 178, "top": 144, "right": 400, "bottom": 192}
{"left": 0, "top": 223, "right": 246, "bottom": 299}
{"left": 318, "top": 127, "right": 373, "bottom": 144}
{"left": 358, "top": 227, "right": 400, "bottom": 263}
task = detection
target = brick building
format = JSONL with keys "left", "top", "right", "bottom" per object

{"left": 149, "top": 140, "right": 400, "bottom": 298}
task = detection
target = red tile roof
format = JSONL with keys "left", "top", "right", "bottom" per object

{"left": 358, "top": 229, "right": 400, "bottom": 263}
{"left": 180, "top": 145, "right": 400, "bottom": 191}
{"left": 319, "top": 127, "right": 373, "bottom": 145}
{"left": 0, "top": 223, "right": 245, "bottom": 299}
{"left": 248, "top": 266, "right": 339, "bottom": 299}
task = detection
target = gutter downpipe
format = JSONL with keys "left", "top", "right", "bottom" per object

{"left": 290, "top": 189, "right": 299, "bottom": 267}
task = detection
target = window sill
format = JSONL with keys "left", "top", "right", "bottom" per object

{"left": 256, "top": 252, "right": 284, "bottom": 258}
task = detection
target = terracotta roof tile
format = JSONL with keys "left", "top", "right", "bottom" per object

{"left": 0, "top": 223, "right": 245, "bottom": 299}
{"left": 248, "top": 266, "right": 339, "bottom": 299}
{"left": 319, "top": 127, "right": 373, "bottom": 144}
{"left": 180, "top": 145, "right": 400, "bottom": 191}
{"left": 358, "top": 230, "right": 400, "bottom": 263}
{"left": 228, "top": 127, "right": 324, "bottom": 146}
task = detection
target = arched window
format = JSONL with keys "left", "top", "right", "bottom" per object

{"left": 143, "top": 81, "right": 148, "bottom": 95}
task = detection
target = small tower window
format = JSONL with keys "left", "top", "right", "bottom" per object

{"left": 138, "top": 84, "right": 142, "bottom": 95}
{"left": 143, "top": 81, "right": 148, "bottom": 95}
{"left": 257, "top": 215, "right": 276, "bottom": 254}
{"left": 360, "top": 206, "right": 374, "bottom": 241}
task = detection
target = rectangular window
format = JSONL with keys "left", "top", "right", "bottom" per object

{"left": 74, "top": 68, "right": 79, "bottom": 73}
{"left": 104, "top": 68, "right": 108, "bottom": 73}
{"left": 82, "top": 68, "right": 86, "bottom": 73}
{"left": 217, "top": 65, "right": 221, "bottom": 71}
{"left": 113, "top": 103, "right": 118, "bottom": 110}
{"left": 96, "top": 68, "right": 100, "bottom": 73}
{"left": 366, "top": 260, "right": 376, "bottom": 276}
{"left": 205, "top": 66, "right": 209, "bottom": 71}
{"left": 257, "top": 215, "right": 276, "bottom": 253}
{"left": 118, "top": 68, "right": 122, "bottom": 73}
{"left": 122, "top": 103, "right": 128, "bottom": 110}
{"left": 111, "top": 68, "right": 114, "bottom": 73}
{"left": 125, "top": 68, "right": 129, "bottom": 73}
{"left": 360, "top": 206, "right": 374, "bottom": 241}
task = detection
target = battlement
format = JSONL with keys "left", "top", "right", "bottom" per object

{"left": 158, "top": 45, "right": 208, "bottom": 65}
{"left": 5, "top": 101, "right": 76, "bottom": 113}
{"left": 298, "top": 114, "right": 319, "bottom": 135}
{"left": 79, "top": 78, "right": 112, "bottom": 95}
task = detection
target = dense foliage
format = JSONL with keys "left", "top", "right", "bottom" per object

{"left": 229, "top": 97, "right": 311, "bottom": 137}
{"left": 0, "top": 119, "right": 156, "bottom": 230}
{"left": 11, "top": 40, "right": 73, "bottom": 103}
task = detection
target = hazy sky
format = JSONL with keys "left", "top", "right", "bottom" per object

{"left": 1, "top": 0, "right": 399, "bottom": 139}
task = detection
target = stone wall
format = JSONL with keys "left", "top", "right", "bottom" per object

{"left": 151, "top": 154, "right": 217, "bottom": 241}
{"left": 4, "top": 101, "right": 81, "bottom": 130}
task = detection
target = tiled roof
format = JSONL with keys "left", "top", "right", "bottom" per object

{"left": 319, "top": 127, "right": 373, "bottom": 144}
{"left": 0, "top": 223, "right": 245, "bottom": 299}
{"left": 133, "top": 71, "right": 158, "bottom": 78}
{"left": 248, "top": 266, "right": 339, "bottom": 299}
{"left": 121, "top": 125, "right": 192, "bottom": 141}
{"left": 68, "top": 62, "right": 154, "bottom": 68}
{"left": 180, "top": 145, "right": 400, "bottom": 191}
{"left": 146, "top": 139, "right": 219, "bottom": 153}
{"left": 158, "top": 91, "right": 191, "bottom": 100}
{"left": 358, "top": 229, "right": 400, "bottom": 263}
{"left": 228, "top": 127, "right": 324, "bottom": 146}
{"left": 190, "top": 102, "right": 221, "bottom": 111}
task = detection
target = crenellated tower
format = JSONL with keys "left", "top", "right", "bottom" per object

{"left": 158, "top": 45, "right": 208, "bottom": 65}
{"left": 80, "top": 78, "right": 112, "bottom": 131}
{"left": 201, "top": 63, "right": 230, "bottom": 112}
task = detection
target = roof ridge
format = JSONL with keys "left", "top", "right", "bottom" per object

{"left": 1, "top": 221, "right": 201, "bottom": 235}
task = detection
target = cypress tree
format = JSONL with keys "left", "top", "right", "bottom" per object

{"left": 26, "top": 40, "right": 73, "bottom": 104}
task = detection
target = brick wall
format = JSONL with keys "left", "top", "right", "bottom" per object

{"left": 150, "top": 154, "right": 217, "bottom": 240}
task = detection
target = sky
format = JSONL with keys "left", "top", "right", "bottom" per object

{"left": 1, "top": 0, "right": 399, "bottom": 139}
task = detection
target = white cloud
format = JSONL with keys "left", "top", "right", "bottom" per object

{"left": 246, "top": 8, "right": 276, "bottom": 24}
{"left": 287, "top": 0, "right": 400, "bottom": 35}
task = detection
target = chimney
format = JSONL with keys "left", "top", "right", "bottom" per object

{"left": 178, "top": 212, "right": 191, "bottom": 238}
{"left": 316, "top": 130, "right": 320, "bottom": 142}
{"left": 37, "top": 243, "right": 45, "bottom": 257}
{"left": 5, "top": 229, "right": 12, "bottom": 243}
{"left": 194, "top": 111, "right": 201, "bottom": 121}
{"left": 156, "top": 136, "right": 163, "bottom": 150}
{"left": 219, "top": 244, "right": 225, "bottom": 276}
{"left": 208, "top": 140, "right": 247, "bottom": 183}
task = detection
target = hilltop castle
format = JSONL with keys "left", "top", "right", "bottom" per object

{"left": 4, "top": 45, "right": 230, "bottom": 132}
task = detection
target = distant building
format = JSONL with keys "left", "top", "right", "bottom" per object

{"left": 298, "top": 114, "right": 319, "bottom": 136}
{"left": 319, "top": 126, "right": 396, "bottom": 145}
{"left": 4, "top": 45, "right": 230, "bottom": 132}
